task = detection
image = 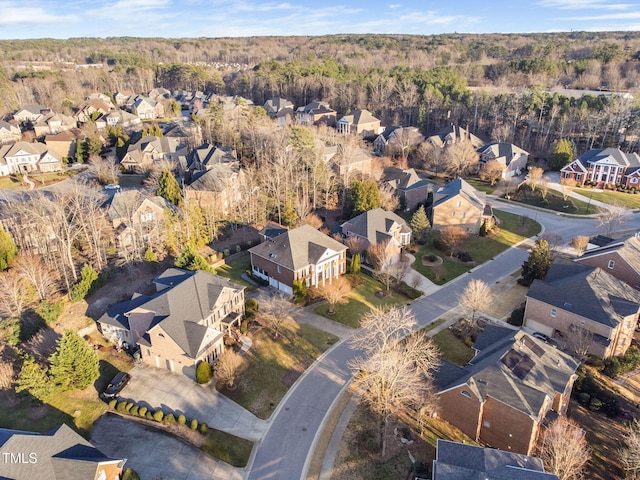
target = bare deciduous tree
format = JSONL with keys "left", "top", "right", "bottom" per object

{"left": 13, "top": 254, "right": 57, "bottom": 302}
{"left": 541, "top": 232, "right": 564, "bottom": 259}
{"left": 479, "top": 159, "right": 504, "bottom": 186}
{"left": 597, "top": 205, "right": 624, "bottom": 235}
{"left": 367, "top": 239, "right": 396, "bottom": 292}
{"left": 571, "top": 236, "right": 589, "bottom": 257}
{"left": 345, "top": 235, "right": 366, "bottom": 255}
{"left": 348, "top": 307, "right": 440, "bottom": 459}
{"left": 215, "top": 349, "right": 243, "bottom": 389}
{"left": 559, "top": 176, "right": 578, "bottom": 199}
{"left": 310, "top": 276, "right": 351, "bottom": 314}
{"left": 0, "top": 358, "right": 14, "bottom": 391}
{"left": 379, "top": 188, "right": 400, "bottom": 212}
{"left": 88, "top": 154, "right": 120, "bottom": 186}
{"left": 0, "top": 271, "right": 34, "bottom": 318}
{"left": 566, "top": 324, "right": 594, "bottom": 361}
{"left": 439, "top": 226, "right": 469, "bottom": 258}
{"left": 443, "top": 140, "right": 479, "bottom": 178}
{"left": 528, "top": 166, "right": 544, "bottom": 192}
{"left": 620, "top": 418, "right": 640, "bottom": 480}
{"left": 458, "top": 279, "right": 490, "bottom": 326}
{"left": 258, "top": 292, "right": 298, "bottom": 339}
{"left": 538, "top": 416, "right": 590, "bottom": 480}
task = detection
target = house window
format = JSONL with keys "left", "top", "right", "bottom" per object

{"left": 460, "top": 390, "right": 471, "bottom": 399}
{"left": 456, "top": 200, "right": 462, "bottom": 207}
{"left": 483, "top": 420, "right": 491, "bottom": 428}
{"left": 157, "top": 333, "right": 165, "bottom": 338}
{"left": 277, "top": 265, "right": 281, "bottom": 273}
{"left": 632, "top": 178, "right": 638, "bottom": 184}
{"left": 550, "top": 309, "right": 557, "bottom": 318}
{"left": 608, "top": 260, "right": 615, "bottom": 269}
{"left": 461, "top": 212, "right": 466, "bottom": 218}
{"left": 451, "top": 211, "right": 456, "bottom": 217}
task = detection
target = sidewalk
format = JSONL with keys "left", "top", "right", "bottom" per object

{"left": 394, "top": 252, "right": 441, "bottom": 296}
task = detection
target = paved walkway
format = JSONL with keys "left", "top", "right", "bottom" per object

{"left": 399, "top": 252, "right": 441, "bottom": 296}
{"left": 294, "top": 305, "right": 355, "bottom": 340}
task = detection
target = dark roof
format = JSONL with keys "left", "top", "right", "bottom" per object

{"left": 189, "top": 163, "right": 239, "bottom": 192}
{"left": 341, "top": 208, "right": 411, "bottom": 246}
{"left": 259, "top": 222, "right": 288, "bottom": 239}
{"left": 105, "top": 190, "right": 169, "bottom": 222}
{"left": 578, "top": 235, "right": 640, "bottom": 274}
{"left": 576, "top": 147, "right": 640, "bottom": 169}
{"left": 432, "top": 177, "right": 486, "bottom": 212}
{"left": 0, "top": 424, "right": 123, "bottom": 480}
{"left": 383, "top": 167, "right": 429, "bottom": 192}
{"left": 433, "top": 439, "right": 557, "bottom": 480}
{"left": 436, "top": 329, "right": 579, "bottom": 418}
{"left": 249, "top": 224, "right": 346, "bottom": 271}
{"left": 527, "top": 259, "right": 640, "bottom": 328}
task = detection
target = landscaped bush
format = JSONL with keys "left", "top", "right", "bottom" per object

{"left": 178, "top": 414, "right": 186, "bottom": 425}
{"left": 116, "top": 401, "right": 127, "bottom": 412}
{"left": 292, "top": 279, "right": 307, "bottom": 304}
{"left": 124, "top": 402, "right": 134, "bottom": 412}
{"left": 69, "top": 264, "right": 99, "bottom": 302}
{"left": 199, "top": 422, "right": 208, "bottom": 434}
{"left": 122, "top": 468, "right": 141, "bottom": 480}
{"left": 190, "top": 419, "right": 198, "bottom": 430}
{"left": 245, "top": 298, "right": 259, "bottom": 318}
{"left": 603, "top": 346, "right": 640, "bottom": 378}
{"left": 130, "top": 405, "right": 139, "bottom": 416}
{"left": 153, "top": 410, "right": 164, "bottom": 422}
{"left": 508, "top": 305, "right": 525, "bottom": 326}
{"left": 164, "top": 413, "right": 176, "bottom": 424}
{"left": 36, "top": 300, "right": 64, "bottom": 325}
{"left": 138, "top": 406, "right": 148, "bottom": 417}
{"left": 108, "top": 399, "right": 117, "bottom": 409}
{"left": 573, "top": 368, "right": 621, "bottom": 417}
{"left": 196, "top": 361, "right": 212, "bottom": 384}
{"left": 235, "top": 245, "right": 241, "bottom": 253}
{"left": 456, "top": 252, "right": 473, "bottom": 262}
{"left": 145, "top": 411, "right": 153, "bottom": 419}
{"left": 223, "top": 248, "right": 230, "bottom": 257}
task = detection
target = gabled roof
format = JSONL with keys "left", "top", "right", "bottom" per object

{"left": 383, "top": 167, "right": 429, "bottom": 192}
{"left": 338, "top": 108, "right": 380, "bottom": 125}
{"left": 435, "top": 327, "right": 579, "bottom": 418}
{"left": 432, "top": 177, "right": 486, "bottom": 212}
{"left": 574, "top": 147, "right": 640, "bottom": 169}
{"left": 14, "top": 104, "right": 48, "bottom": 117}
{"left": 0, "top": 424, "right": 123, "bottom": 480}
{"left": 341, "top": 208, "right": 411, "bottom": 245}
{"left": 577, "top": 235, "right": 640, "bottom": 277}
{"left": 479, "top": 141, "right": 529, "bottom": 165}
{"left": 527, "top": 259, "right": 640, "bottom": 328}
{"left": 105, "top": 190, "right": 169, "bottom": 222}
{"left": 249, "top": 224, "right": 346, "bottom": 271}
{"left": 0, "top": 120, "right": 20, "bottom": 134}
{"left": 264, "top": 97, "right": 293, "bottom": 116}
{"left": 189, "top": 163, "right": 239, "bottom": 192}
{"left": 187, "top": 143, "right": 236, "bottom": 170}
{"left": 127, "top": 136, "right": 183, "bottom": 157}
{"left": 433, "top": 439, "right": 557, "bottom": 480}
{"left": 427, "top": 124, "right": 486, "bottom": 149}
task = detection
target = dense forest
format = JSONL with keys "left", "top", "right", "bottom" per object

{"left": 1, "top": 32, "right": 640, "bottom": 158}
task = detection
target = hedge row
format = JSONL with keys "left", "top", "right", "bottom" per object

{"left": 109, "top": 399, "right": 209, "bottom": 434}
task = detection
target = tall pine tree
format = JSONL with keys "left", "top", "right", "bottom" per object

{"left": 0, "top": 224, "right": 17, "bottom": 271}
{"left": 410, "top": 205, "right": 430, "bottom": 243}
{"left": 520, "top": 239, "right": 551, "bottom": 286}
{"left": 49, "top": 330, "right": 100, "bottom": 392}
{"left": 157, "top": 170, "right": 182, "bottom": 206}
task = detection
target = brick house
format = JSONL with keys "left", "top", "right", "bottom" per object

{"left": 381, "top": 167, "right": 431, "bottom": 210}
{"left": 249, "top": 224, "right": 347, "bottom": 295}
{"left": 98, "top": 268, "right": 245, "bottom": 379}
{"left": 0, "top": 424, "right": 126, "bottom": 480}
{"left": 430, "top": 177, "right": 490, "bottom": 234}
{"left": 426, "top": 124, "right": 486, "bottom": 149}
{"left": 575, "top": 235, "right": 640, "bottom": 290}
{"left": 341, "top": 207, "right": 412, "bottom": 255}
{"left": 295, "top": 101, "right": 337, "bottom": 127}
{"left": 435, "top": 326, "right": 579, "bottom": 455}
{"left": 560, "top": 148, "right": 640, "bottom": 187}
{"left": 336, "top": 109, "right": 381, "bottom": 138}
{"left": 524, "top": 259, "right": 640, "bottom": 359}
{"left": 119, "top": 135, "right": 187, "bottom": 172}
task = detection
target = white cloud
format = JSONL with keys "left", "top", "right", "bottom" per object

{"left": 388, "top": 3, "right": 401, "bottom": 9}
{"left": 565, "top": 11, "right": 640, "bottom": 20}
{"left": 537, "top": 0, "right": 634, "bottom": 10}
{"left": 0, "top": 3, "right": 79, "bottom": 26}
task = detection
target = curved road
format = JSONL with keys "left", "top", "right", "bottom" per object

{"left": 249, "top": 204, "right": 640, "bottom": 480}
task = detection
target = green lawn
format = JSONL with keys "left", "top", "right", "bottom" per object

{"left": 219, "top": 320, "right": 338, "bottom": 419}
{"left": 413, "top": 210, "right": 541, "bottom": 284}
{"left": 432, "top": 329, "right": 475, "bottom": 365}
{"left": 201, "top": 429, "right": 254, "bottom": 467}
{"left": 215, "top": 252, "right": 254, "bottom": 290}
{"left": 575, "top": 188, "right": 640, "bottom": 210}
{"left": 314, "top": 273, "right": 410, "bottom": 328}
{"left": 465, "top": 178, "right": 497, "bottom": 194}
{"left": 510, "top": 184, "right": 592, "bottom": 214}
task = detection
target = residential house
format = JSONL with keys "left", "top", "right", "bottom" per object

{"left": 87, "top": 92, "right": 115, "bottom": 107}
{"left": 105, "top": 190, "right": 171, "bottom": 256}
{"left": 334, "top": 146, "right": 374, "bottom": 181}
{"left": 0, "top": 121, "right": 21, "bottom": 144}
{"left": 435, "top": 326, "right": 579, "bottom": 455}
{"left": 432, "top": 439, "right": 558, "bottom": 480}
{"left": 478, "top": 141, "right": 529, "bottom": 178}
{"left": 97, "top": 109, "right": 141, "bottom": 130}
{"left": 132, "top": 97, "right": 165, "bottom": 120}
{"left": 382, "top": 166, "right": 430, "bottom": 210}
{"left": 258, "top": 221, "right": 288, "bottom": 241}
{"left": 73, "top": 99, "right": 113, "bottom": 124}
{"left": 13, "top": 105, "right": 49, "bottom": 124}
{"left": 560, "top": 148, "right": 640, "bottom": 187}
{"left": 575, "top": 234, "right": 640, "bottom": 290}
{"left": 249, "top": 224, "right": 347, "bottom": 295}
{"left": 185, "top": 162, "right": 245, "bottom": 216}
{"left": 0, "top": 423, "right": 126, "bottom": 480}
{"left": 341, "top": 208, "right": 412, "bottom": 255}
{"left": 44, "top": 129, "right": 82, "bottom": 159}
{"left": 373, "top": 126, "right": 424, "bottom": 156}
{"left": 33, "top": 112, "right": 76, "bottom": 137}
{"left": 430, "top": 177, "right": 490, "bottom": 234}
{"left": 114, "top": 91, "right": 133, "bottom": 106}
{"left": 275, "top": 107, "right": 295, "bottom": 127}
{"left": 336, "top": 109, "right": 381, "bottom": 138}
{"left": 186, "top": 143, "right": 237, "bottom": 174}
{"left": 296, "top": 101, "right": 336, "bottom": 127}
{"left": 0, "top": 141, "right": 63, "bottom": 175}
{"left": 426, "top": 124, "right": 486, "bottom": 149}
{"left": 119, "top": 135, "right": 187, "bottom": 172}
{"left": 98, "top": 268, "right": 245, "bottom": 378}
{"left": 148, "top": 87, "right": 172, "bottom": 101}
{"left": 524, "top": 259, "right": 640, "bottom": 358}
{"left": 263, "top": 97, "right": 294, "bottom": 118}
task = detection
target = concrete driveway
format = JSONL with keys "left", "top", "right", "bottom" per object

{"left": 119, "top": 364, "right": 267, "bottom": 442}
{"left": 91, "top": 413, "right": 243, "bottom": 480}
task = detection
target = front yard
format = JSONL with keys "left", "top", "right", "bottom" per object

{"left": 575, "top": 188, "right": 640, "bottom": 210}
{"left": 508, "top": 183, "right": 592, "bottom": 214}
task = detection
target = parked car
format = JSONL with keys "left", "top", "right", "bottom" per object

{"left": 100, "top": 371, "right": 130, "bottom": 400}
{"left": 532, "top": 332, "right": 550, "bottom": 343}
{"left": 104, "top": 184, "right": 121, "bottom": 190}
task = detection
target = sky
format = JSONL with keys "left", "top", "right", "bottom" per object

{"left": 0, "top": 0, "right": 639, "bottom": 39}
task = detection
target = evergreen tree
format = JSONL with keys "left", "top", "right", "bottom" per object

{"left": 349, "top": 179, "right": 381, "bottom": 215}
{"left": 49, "top": 330, "right": 100, "bottom": 392}
{"left": 549, "top": 139, "right": 575, "bottom": 171}
{"left": 520, "top": 239, "right": 552, "bottom": 286}
{"left": 144, "top": 247, "right": 158, "bottom": 263}
{"left": 15, "top": 356, "right": 53, "bottom": 401}
{"left": 349, "top": 253, "right": 361, "bottom": 274}
{"left": 0, "top": 224, "right": 18, "bottom": 271}
{"left": 410, "top": 205, "right": 430, "bottom": 242}
{"left": 174, "top": 244, "right": 213, "bottom": 272}
{"left": 74, "top": 139, "right": 86, "bottom": 163}
{"left": 157, "top": 170, "right": 182, "bottom": 206}
{"left": 281, "top": 201, "right": 298, "bottom": 227}
{"left": 69, "top": 264, "right": 99, "bottom": 302}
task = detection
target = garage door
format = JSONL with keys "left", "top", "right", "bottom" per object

{"left": 525, "top": 319, "right": 554, "bottom": 337}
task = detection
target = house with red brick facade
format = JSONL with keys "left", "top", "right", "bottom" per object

{"left": 98, "top": 268, "right": 245, "bottom": 379}
{"left": 249, "top": 224, "right": 347, "bottom": 296}
{"left": 575, "top": 235, "right": 640, "bottom": 290}
{"left": 560, "top": 147, "right": 640, "bottom": 187}
{"left": 523, "top": 259, "right": 640, "bottom": 359}
{"left": 434, "top": 326, "right": 578, "bottom": 455}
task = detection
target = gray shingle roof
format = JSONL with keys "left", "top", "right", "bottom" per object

{"left": 576, "top": 147, "right": 640, "bottom": 169}
{"left": 433, "top": 439, "right": 557, "bottom": 480}
{"left": 432, "top": 177, "right": 486, "bottom": 211}
{"left": 341, "top": 208, "right": 411, "bottom": 246}
{"left": 105, "top": 190, "right": 169, "bottom": 222}
{"left": 427, "top": 124, "right": 486, "bottom": 149}
{"left": 249, "top": 224, "right": 346, "bottom": 271}
{"left": 578, "top": 235, "right": 640, "bottom": 274}
{"left": 527, "top": 259, "right": 640, "bottom": 328}
{"left": 383, "top": 167, "right": 429, "bottom": 192}
{"left": 479, "top": 141, "right": 529, "bottom": 165}
{"left": 189, "top": 163, "right": 238, "bottom": 192}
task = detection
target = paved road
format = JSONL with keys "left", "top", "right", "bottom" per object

{"left": 248, "top": 204, "right": 640, "bottom": 480}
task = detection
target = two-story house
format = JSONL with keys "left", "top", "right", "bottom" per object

{"left": 430, "top": 178, "right": 490, "bottom": 234}
{"left": 381, "top": 167, "right": 431, "bottom": 211}
{"left": 341, "top": 208, "right": 412, "bottom": 255}
{"left": 249, "top": 224, "right": 347, "bottom": 295}
{"left": 13, "top": 105, "right": 50, "bottom": 125}
{"left": 336, "top": 109, "right": 381, "bottom": 138}
{"left": 0, "top": 121, "right": 21, "bottom": 145}
{"left": 295, "top": 101, "right": 337, "bottom": 127}
{"left": 33, "top": 112, "right": 76, "bottom": 137}
{"left": 263, "top": 97, "right": 294, "bottom": 119}
{"left": 560, "top": 148, "right": 640, "bottom": 187}
{"left": 119, "top": 136, "right": 187, "bottom": 172}
{"left": 524, "top": 259, "right": 640, "bottom": 358}
{"left": 98, "top": 268, "right": 245, "bottom": 379}
{"left": 575, "top": 234, "right": 640, "bottom": 290}
{"left": 478, "top": 141, "right": 529, "bottom": 179}
{"left": 132, "top": 97, "right": 165, "bottom": 120}
{"left": 373, "top": 126, "right": 425, "bottom": 157}
{"left": 435, "top": 326, "right": 579, "bottom": 455}
{"left": 0, "top": 141, "right": 63, "bottom": 175}
{"left": 426, "top": 124, "right": 486, "bottom": 149}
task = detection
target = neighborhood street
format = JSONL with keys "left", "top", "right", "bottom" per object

{"left": 248, "top": 203, "right": 640, "bottom": 480}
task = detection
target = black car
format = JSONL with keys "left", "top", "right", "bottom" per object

{"left": 100, "top": 372, "right": 131, "bottom": 400}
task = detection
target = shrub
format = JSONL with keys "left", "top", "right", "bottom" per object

{"left": 223, "top": 249, "right": 230, "bottom": 257}
{"left": 235, "top": 244, "right": 241, "bottom": 253}
{"left": 36, "top": 300, "right": 64, "bottom": 325}
{"left": 508, "top": 305, "right": 525, "bottom": 326}
{"left": 196, "top": 361, "right": 212, "bottom": 384}
{"left": 145, "top": 411, "right": 153, "bottom": 419}
{"left": 116, "top": 401, "right": 127, "bottom": 412}
{"left": 589, "top": 397, "right": 603, "bottom": 411}
{"left": 122, "top": 468, "right": 141, "bottom": 480}
{"left": 292, "top": 279, "right": 307, "bottom": 304}
{"left": 456, "top": 252, "right": 473, "bottom": 262}
{"left": 108, "top": 399, "right": 117, "bottom": 409}
{"left": 153, "top": 410, "right": 164, "bottom": 422}
{"left": 245, "top": 298, "right": 259, "bottom": 317}
{"left": 578, "top": 392, "right": 590, "bottom": 404}
{"left": 603, "top": 356, "right": 621, "bottom": 378}
{"left": 199, "top": 422, "right": 208, "bottom": 434}
{"left": 178, "top": 414, "right": 186, "bottom": 425}
{"left": 124, "top": 402, "right": 134, "bottom": 413}
{"left": 190, "top": 419, "right": 198, "bottom": 430}
{"left": 130, "top": 405, "right": 139, "bottom": 416}
{"left": 138, "top": 406, "right": 147, "bottom": 417}
{"left": 164, "top": 413, "right": 176, "bottom": 424}
{"left": 429, "top": 254, "right": 437, "bottom": 262}
{"left": 69, "top": 264, "right": 99, "bottom": 302}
